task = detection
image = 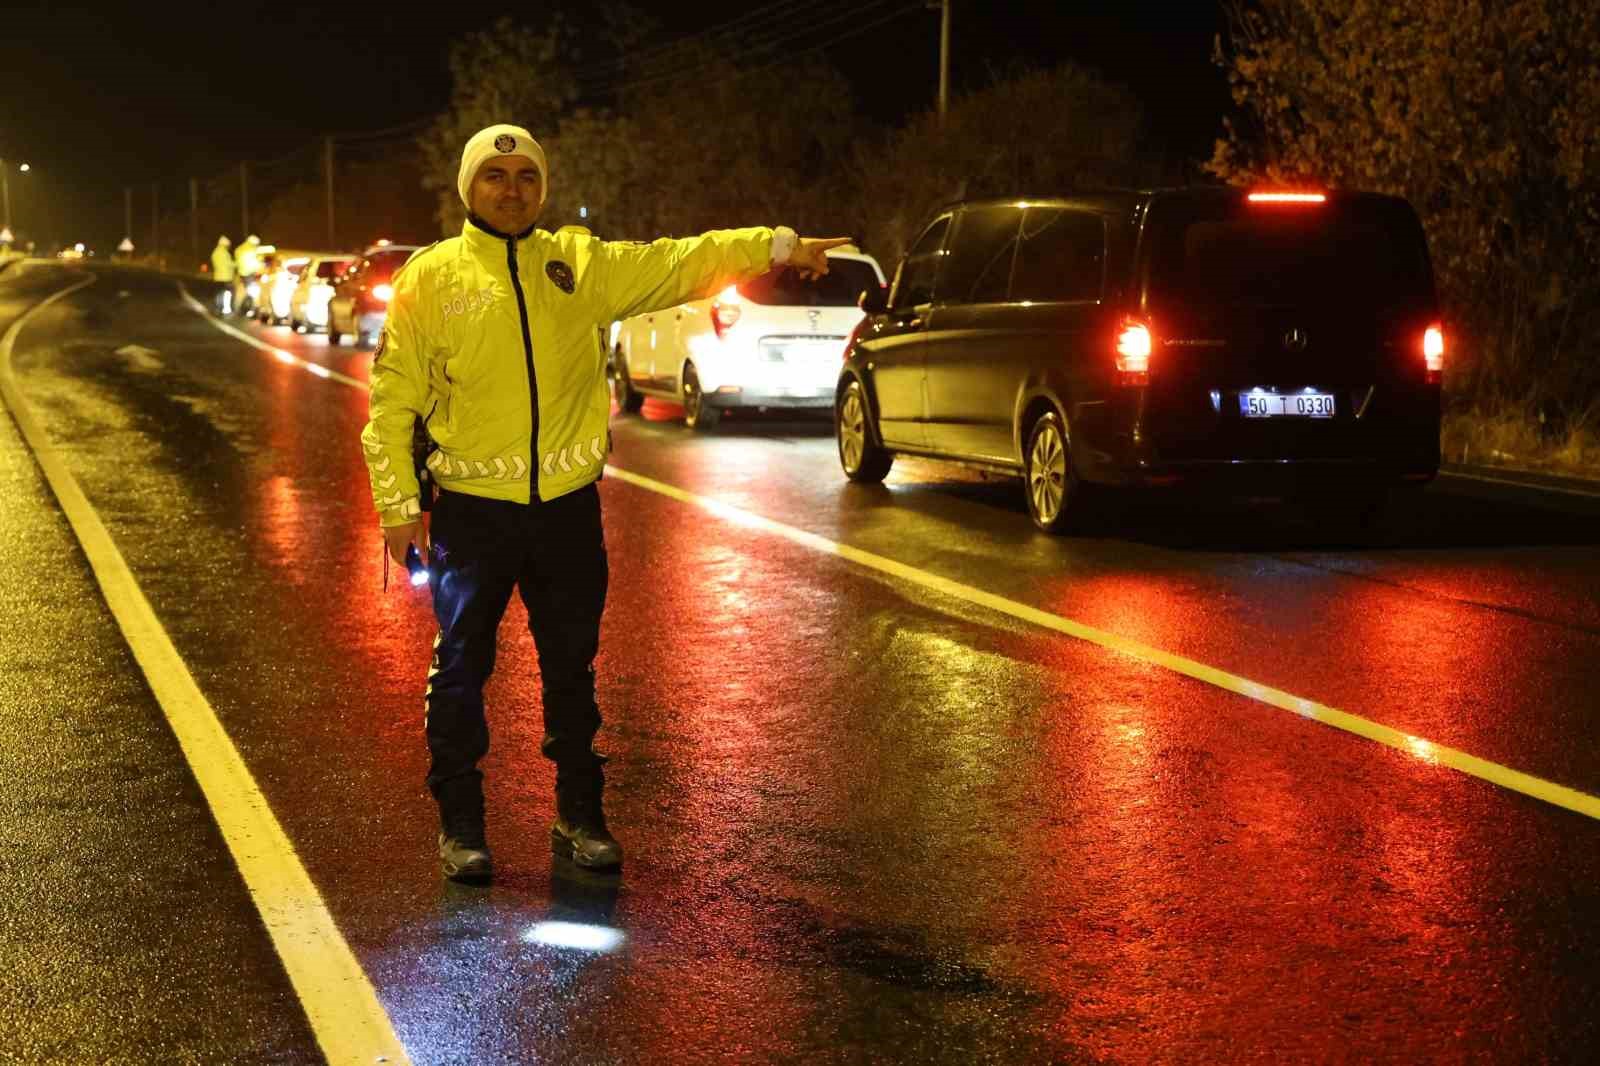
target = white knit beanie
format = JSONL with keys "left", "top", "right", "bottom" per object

{"left": 457, "top": 123, "right": 548, "bottom": 211}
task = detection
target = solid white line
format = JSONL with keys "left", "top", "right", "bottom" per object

{"left": 602, "top": 465, "right": 1600, "bottom": 823}
{"left": 178, "top": 283, "right": 368, "bottom": 389}
{"left": 1440, "top": 468, "right": 1600, "bottom": 500}
{"left": 2, "top": 273, "right": 411, "bottom": 1065}
{"left": 173, "top": 283, "right": 1600, "bottom": 822}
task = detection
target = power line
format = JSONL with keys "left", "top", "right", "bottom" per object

{"left": 332, "top": 115, "right": 438, "bottom": 144}
{"left": 578, "top": 0, "right": 895, "bottom": 91}
{"left": 578, "top": 0, "right": 925, "bottom": 98}
{"left": 579, "top": 0, "right": 822, "bottom": 77}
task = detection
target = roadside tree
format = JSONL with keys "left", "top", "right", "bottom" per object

{"left": 850, "top": 64, "right": 1151, "bottom": 264}
{"left": 1210, "top": 0, "right": 1600, "bottom": 423}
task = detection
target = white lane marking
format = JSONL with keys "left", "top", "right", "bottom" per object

{"left": 178, "top": 284, "right": 368, "bottom": 389}
{"left": 1440, "top": 468, "right": 1600, "bottom": 500}
{"left": 114, "top": 343, "right": 163, "bottom": 371}
{"left": 602, "top": 465, "right": 1600, "bottom": 824}
{"left": 171, "top": 284, "right": 1600, "bottom": 824}
{"left": 4, "top": 275, "right": 411, "bottom": 1065}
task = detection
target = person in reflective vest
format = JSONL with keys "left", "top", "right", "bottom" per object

{"left": 232, "top": 235, "right": 261, "bottom": 316}
{"left": 362, "top": 122, "right": 849, "bottom": 882}
{"left": 209, "top": 236, "right": 235, "bottom": 314}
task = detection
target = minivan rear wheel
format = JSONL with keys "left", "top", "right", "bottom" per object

{"left": 1024, "top": 411, "right": 1082, "bottom": 533}
{"left": 837, "top": 380, "right": 892, "bottom": 482}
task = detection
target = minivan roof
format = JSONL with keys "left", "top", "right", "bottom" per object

{"left": 936, "top": 186, "right": 1413, "bottom": 217}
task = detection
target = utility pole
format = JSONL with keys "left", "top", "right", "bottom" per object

{"left": 189, "top": 178, "right": 199, "bottom": 263}
{"left": 124, "top": 186, "right": 133, "bottom": 244}
{"left": 240, "top": 161, "right": 249, "bottom": 236}
{"left": 937, "top": 0, "right": 951, "bottom": 124}
{"left": 151, "top": 183, "right": 159, "bottom": 261}
{"left": 324, "top": 136, "right": 336, "bottom": 249}
{"left": 2, "top": 160, "right": 12, "bottom": 232}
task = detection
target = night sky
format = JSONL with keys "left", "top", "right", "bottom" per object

{"left": 4, "top": 1, "right": 1226, "bottom": 252}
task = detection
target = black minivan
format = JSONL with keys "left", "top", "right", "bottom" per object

{"left": 835, "top": 187, "right": 1444, "bottom": 532}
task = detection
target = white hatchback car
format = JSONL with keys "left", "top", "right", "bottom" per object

{"left": 289, "top": 253, "right": 356, "bottom": 333}
{"left": 610, "top": 249, "right": 886, "bottom": 428}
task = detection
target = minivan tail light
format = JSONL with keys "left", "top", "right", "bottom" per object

{"left": 1423, "top": 324, "right": 1444, "bottom": 384}
{"left": 1115, "top": 319, "right": 1152, "bottom": 386}
{"left": 711, "top": 285, "right": 741, "bottom": 339}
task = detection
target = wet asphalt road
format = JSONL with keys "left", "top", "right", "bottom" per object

{"left": 3, "top": 260, "right": 1599, "bottom": 1064}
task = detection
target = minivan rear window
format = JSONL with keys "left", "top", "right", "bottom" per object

{"left": 1148, "top": 199, "right": 1432, "bottom": 309}
{"left": 740, "top": 258, "right": 881, "bottom": 307}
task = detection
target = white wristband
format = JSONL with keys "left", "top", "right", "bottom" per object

{"left": 771, "top": 226, "right": 798, "bottom": 265}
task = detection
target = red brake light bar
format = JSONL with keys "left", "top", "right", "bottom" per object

{"left": 1247, "top": 192, "right": 1327, "bottom": 204}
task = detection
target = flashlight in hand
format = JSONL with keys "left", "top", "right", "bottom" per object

{"left": 404, "top": 543, "right": 431, "bottom": 587}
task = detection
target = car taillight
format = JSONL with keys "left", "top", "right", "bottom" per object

{"left": 372, "top": 283, "right": 394, "bottom": 303}
{"left": 1423, "top": 323, "right": 1444, "bottom": 384}
{"left": 711, "top": 285, "right": 741, "bottom": 339}
{"left": 1115, "top": 318, "right": 1152, "bottom": 386}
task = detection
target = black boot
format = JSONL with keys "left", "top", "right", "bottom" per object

{"left": 551, "top": 763, "right": 623, "bottom": 871}
{"left": 438, "top": 796, "right": 492, "bottom": 884}
{"left": 439, "top": 833, "right": 492, "bottom": 883}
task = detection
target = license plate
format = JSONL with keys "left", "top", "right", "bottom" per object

{"left": 1239, "top": 391, "right": 1336, "bottom": 418}
{"left": 761, "top": 338, "right": 843, "bottom": 363}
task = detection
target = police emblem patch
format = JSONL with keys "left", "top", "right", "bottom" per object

{"left": 546, "top": 260, "right": 575, "bottom": 294}
{"left": 494, "top": 134, "right": 516, "bottom": 153}
{"left": 373, "top": 332, "right": 387, "bottom": 359}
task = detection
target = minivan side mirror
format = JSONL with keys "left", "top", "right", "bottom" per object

{"left": 859, "top": 284, "right": 888, "bottom": 314}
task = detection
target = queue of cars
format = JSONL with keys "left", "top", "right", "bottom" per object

{"left": 248, "top": 240, "right": 417, "bottom": 346}
{"left": 245, "top": 186, "right": 1445, "bottom": 536}
{"left": 606, "top": 186, "right": 1445, "bottom": 534}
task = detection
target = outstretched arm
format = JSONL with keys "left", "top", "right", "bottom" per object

{"left": 596, "top": 227, "right": 857, "bottom": 323}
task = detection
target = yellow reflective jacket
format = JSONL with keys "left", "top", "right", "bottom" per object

{"left": 234, "top": 241, "right": 261, "bottom": 277}
{"left": 362, "top": 219, "right": 775, "bottom": 525}
{"left": 210, "top": 244, "right": 236, "bottom": 281}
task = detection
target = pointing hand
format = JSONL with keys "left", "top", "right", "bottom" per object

{"left": 790, "top": 236, "right": 854, "bottom": 280}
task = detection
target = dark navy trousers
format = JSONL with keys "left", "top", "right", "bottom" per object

{"left": 423, "top": 483, "right": 608, "bottom": 825}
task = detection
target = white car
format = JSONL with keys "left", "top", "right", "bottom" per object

{"left": 610, "top": 249, "right": 886, "bottom": 429}
{"left": 289, "top": 253, "right": 356, "bottom": 333}
{"left": 256, "top": 252, "right": 311, "bottom": 325}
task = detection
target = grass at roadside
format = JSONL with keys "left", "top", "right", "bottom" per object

{"left": 1442, "top": 404, "right": 1600, "bottom": 481}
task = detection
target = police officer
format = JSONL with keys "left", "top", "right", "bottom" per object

{"left": 209, "top": 235, "right": 235, "bottom": 314}
{"left": 362, "top": 123, "right": 848, "bottom": 882}
{"left": 233, "top": 234, "right": 261, "bottom": 316}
